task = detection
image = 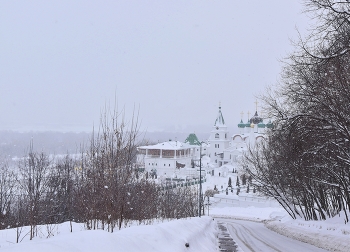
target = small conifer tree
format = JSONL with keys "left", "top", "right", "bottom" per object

{"left": 236, "top": 176, "right": 240, "bottom": 187}
{"left": 228, "top": 177, "right": 232, "bottom": 187}
{"left": 246, "top": 183, "right": 250, "bottom": 193}
{"left": 241, "top": 174, "right": 247, "bottom": 185}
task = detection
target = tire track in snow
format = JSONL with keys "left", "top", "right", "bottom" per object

{"left": 227, "top": 221, "right": 283, "bottom": 252}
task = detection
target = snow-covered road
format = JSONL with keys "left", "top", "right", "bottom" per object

{"left": 218, "top": 218, "right": 329, "bottom": 252}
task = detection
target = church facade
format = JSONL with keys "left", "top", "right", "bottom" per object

{"left": 207, "top": 104, "right": 272, "bottom": 170}
{"left": 136, "top": 104, "right": 272, "bottom": 179}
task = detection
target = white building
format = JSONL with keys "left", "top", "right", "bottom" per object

{"left": 207, "top": 105, "right": 272, "bottom": 171}
{"left": 137, "top": 140, "right": 196, "bottom": 178}
{"left": 208, "top": 105, "right": 230, "bottom": 166}
{"left": 136, "top": 104, "right": 273, "bottom": 179}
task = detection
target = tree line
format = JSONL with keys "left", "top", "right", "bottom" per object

{"left": 244, "top": 0, "right": 350, "bottom": 222}
{"left": 0, "top": 107, "right": 200, "bottom": 242}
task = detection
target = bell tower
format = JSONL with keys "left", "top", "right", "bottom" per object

{"left": 209, "top": 103, "right": 230, "bottom": 166}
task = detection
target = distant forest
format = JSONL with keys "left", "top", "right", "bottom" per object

{"left": 0, "top": 131, "right": 90, "bottom": 158}
{"left": 0, "top": 130, "right": 208, "bottom": 158}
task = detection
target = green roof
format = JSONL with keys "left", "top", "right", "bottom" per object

{"left": 238, "top": 119, "right": 245, "bottom": 128}
{"left": 266, "top": 120, "right": 273, "bottom": 129}
{"left": 258, "top": 122, "right": 266, "bottom": 128}
{"left": 184, "top": 133, "right": 201, "bottom": 145}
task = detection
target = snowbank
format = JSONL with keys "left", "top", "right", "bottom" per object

{"left": 211, "top": 205, "right": 286, "bottom": 221}
{"left": 266, "top": 214, "right": 350, "bottom": 252}
{"left": 0, "top": 217, "right": 217, "bottom": 252}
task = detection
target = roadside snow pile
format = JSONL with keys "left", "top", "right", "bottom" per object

{"left": 0, "top": 217, "right": 217, "bottom": 252}
{"left": 266, "top": 212, "right": 350, "bottom": 252}
{"left": 210, "top": 206, "right": 286, "bottom": 221}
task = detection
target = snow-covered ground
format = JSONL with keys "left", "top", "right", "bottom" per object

{"left": 0, "top": 217, "right": 217, "bottom": 252}
{"left": 211, "top": 206, "right": 350, "bottom": 251}
{"left": 1, "top": 205, "right": 349, "bottom": 251}
{"left": 1, "top": 172, "right": 350, "bottom": 252}
{"left": 206, "top": 173, "right": 350, "bottom": 251}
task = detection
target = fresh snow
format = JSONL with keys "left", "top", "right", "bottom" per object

{"left": 1, "top": 173, "right": 350, "bottom": 251}
{"left": 1, "top": 205, "right": 350, "bottom": 251}
{"left": 0, "top": 217, "right": 217, "bottom": 252}
{"left": 212, "top": 206, "right": 350, "bottom": 252}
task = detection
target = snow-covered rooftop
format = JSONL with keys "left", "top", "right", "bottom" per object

{"left": 138, "top": 140, "right": 192, "bottom": 150}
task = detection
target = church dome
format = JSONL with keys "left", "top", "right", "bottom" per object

{"left": 238, "top": 119, "right": 245, "bottom": 128}
{"left": 244, "top": 120, "right": 251, "bottom": 128}
{"left": 249, "top": 111, "right": 263, "bottom": 124}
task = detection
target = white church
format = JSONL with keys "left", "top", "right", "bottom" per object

{"left": 136, "top": 104, "right": 272, "bottom": 179}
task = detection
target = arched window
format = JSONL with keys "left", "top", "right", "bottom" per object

{"left": 215, "top": 133, "right": 219, "bottom": 139}
{"left": 218, "top": 144, "right": 220, "bottom": 148}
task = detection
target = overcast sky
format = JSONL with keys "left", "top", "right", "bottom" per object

{"left": 0, "top": 1, "right": 310, "bottom": 134}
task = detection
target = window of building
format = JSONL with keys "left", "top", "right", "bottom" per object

{"left": 215, "top": 152, "right": 216, "bottom": 156}
{"left": 169, "top": 164, "right": 170, "bottom": 167}
{"left": 164, "top": 164, "right": 166, "bottom": 166}
{"left": 218, "top": 144, "right": 219, "bottom": 148}
{"left": 215, "top": 133, "right": 219, "bottom": 139}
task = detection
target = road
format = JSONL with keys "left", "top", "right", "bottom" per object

{"left": 217, "top": 218, "right": 329, "bottom": 252}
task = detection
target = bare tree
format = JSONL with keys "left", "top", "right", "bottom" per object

{"left": 18, "top": 143, "right": 52, "bottom": 240}
{"left": 245, "top": 0, "right": 350, "bottom": 222}
{"left": 0, "top": 160, "right": 17, "bottom": 229}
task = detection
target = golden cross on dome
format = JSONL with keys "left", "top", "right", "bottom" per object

{"left": 240, "top": 111, "right": 244, "bottom": 120}
{"left": 254, "top": 99, "right": 259, "bottom": 112}
{"left": 247, "top": 111, "right": 250, "bottom": 120}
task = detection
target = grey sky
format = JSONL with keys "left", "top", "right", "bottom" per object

{"left": 0, "top": 1, "right": 309, "bottom": 133}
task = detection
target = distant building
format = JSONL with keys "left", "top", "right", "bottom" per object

{"left": 137, "top": 104, "right": 273, "bottom": 179}
{"left": 208, "top": 104, "right": 230, "bottom": 166}
{"left": 137, "top": 140, "right": 196, "bottom": 178}
{"left": 207, "top": 104, "right": 272, "bottom": 171}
